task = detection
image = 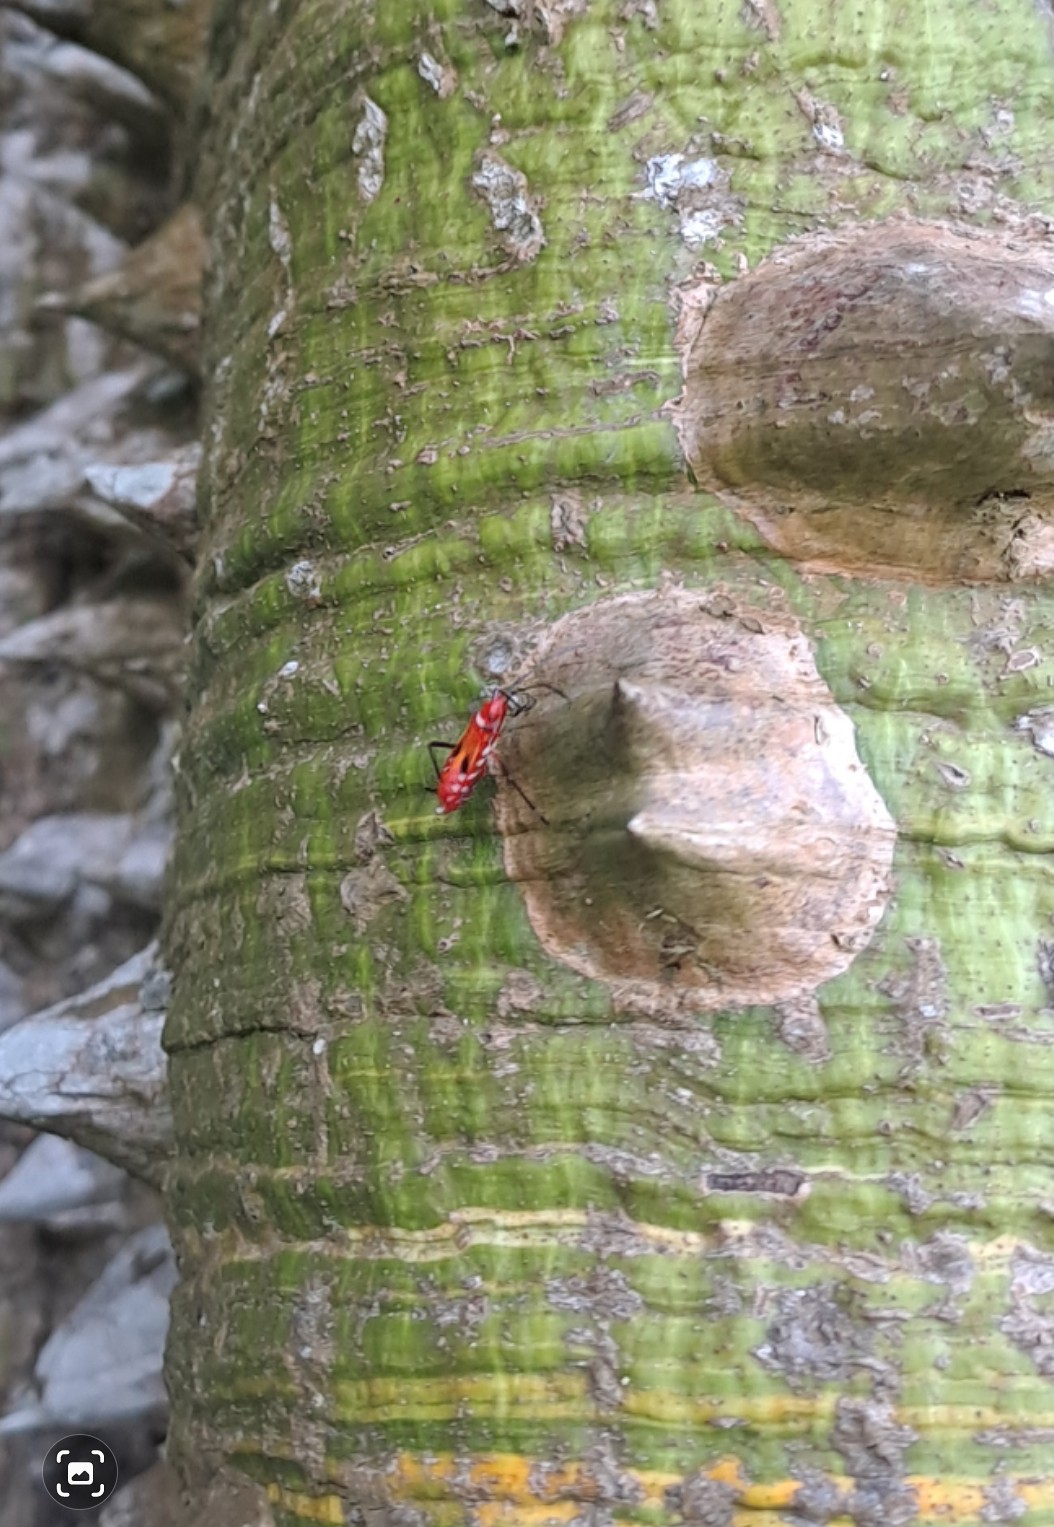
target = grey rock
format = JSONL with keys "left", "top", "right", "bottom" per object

{"left": 0, "top": 962, "right": 28, "bottom": 1034}
{"left": 0, "top": 596, "right": 186, "bottom": 710}
{"left": 0, "top": 366, "right": 148, "bottom": 517}
{"left": 0, "top": 942, "right": 172, "bottom": 1180}
{"left": 0, "top": 1133, "right": 125, "bottom": 1222}
{"left": 84, "top": 443, "right": 199, "bottom": 561}
{"left": 98, "top": 1461, "right": 185, "bottom": 1527}
{"left": 0, "top": 812, "right": 171, "bottom": 922}
{"left": 0, "top": 1223, "right": 174, "bottom": 1434}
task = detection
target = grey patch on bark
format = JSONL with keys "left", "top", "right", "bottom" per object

{"left": 949, "top": 1086, "right": 997, "bottom": 1133}
{"left": 354, "top": 809, "right": 394, "bottom": 863}
{"left": 268, "top": 194, "right": 292, "bottom": 275}
{"left": 552, "top": 1267, "right": 638, "bottom": 1412}
{"left": 339, "top": 860, "right": 408, "bottom": 932}
{"left": 1001, "top": 1242, "right": 1054, "bottom": 1377}
{"left": 284, "top": 1275, "right": 338, "bottom": 1483}
{"left": 641, "top": 151, "right": 740, "bottom": 250}
{"left": 586, "top": 1332, "right": 624, "bottom": 1409}
{"left": 1037, "top": 936, "right": 1054, "bottom": 1002}
{"left": 743, "top": 0, "right": 781, "bottom": 41}
{"left": 754, "top": 1284, "right": 873, "bottom": 1386}
{"left": 496, "top": 966, "right": 544, "bottom": 1017}
{"left": 902, "top": 1231, "right": 974, "bottom": 1323}
{"left": 1010, "top": 1242, "right": 1054, "bottom": 1295}
{"left": 285, "top": 559, "right": 322, "bottom": 603}
{"left": 177, "top": 1469, "right": 275, "bottom": 1527}
{"left": 980, "top": 1474, "right": 1028, "bottom": 1522}
{"left": 485, "top": 0, "right": 589, "bottom": 46}
{"left": 665, "top": 1471, "right": 737, "bottom": 1525}
{"left": 547, "top": 1265, "right": 644, "bottom": 1320}
{"left": 707, "top": 1168, "right": 807, "bottom": 1197}
{"left": 574, "top": 1433, "right": 645, "bottom": 1513}
{"left": 794, "top": 88, "right": 845, "bottom": 153}
{"left": 774, "top": 993, "right": 831, "bottom": 1060}
{"left": 607, "top": 88, "right": 653, "bottom": 132}
{"left": 831, "top": 1397, "right": 918, "bottom": 1527}
{"left": 431, "top": 1285, "right": 488, "bottom": 1342}
{"left": 550, "top": 488, "right": 588, "bottom": 550}
{"left": 785, "top": 1468, "right": 848, "bottom": 1523}
{"left": 417, "top": 52, "right": 456, "bottom": 98}
{"left": 704, "top": 1275, "right": 744, "bottom": 1319}
{"left": 471, "top": 149, "right": 545, "bottom": 262}
{"left": 878, "top": 935, "right": 948, "bottom": 1064}
{"left": 907, "top": 1231, "right": 975, "bottom": 1297}
{"left": 257, "top": 871, "right": 314, "bottom": 937}
{"left": 887, "top": 1172, "right": 933, "bottom": 1216}
{"left": 1016, "top": 706, "right": 1054, "bottom": 760}
{"left": 352, "top": 94, "right": 388, "bottom": 203}
{"left": 845, "top": 1486, "right": 919, "bottom": 1527}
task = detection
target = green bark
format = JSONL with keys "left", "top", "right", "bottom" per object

{"left": 166, "top": 2, "right": 1054, "bottom": 1523}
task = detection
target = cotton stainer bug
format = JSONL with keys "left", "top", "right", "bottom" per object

{"left": 429, "top": 683, "right": 565, "bottom": 817}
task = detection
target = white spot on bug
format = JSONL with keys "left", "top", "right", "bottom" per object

{"left": 352, "top": 94, "right": 388, "bottom": 204}
{"left": 278, "top": 660, "right": 300, "bottom": 680}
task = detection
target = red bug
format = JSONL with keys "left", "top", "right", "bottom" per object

{"left": 429, "top": 684, "right": 562, "bottom": 816}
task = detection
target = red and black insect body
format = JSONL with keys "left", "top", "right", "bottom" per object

{"left": 429, "top": 683, "right": 564, "bottom": 817}
{"left": 430, "top": 689, "right": 526, "bottom": 814}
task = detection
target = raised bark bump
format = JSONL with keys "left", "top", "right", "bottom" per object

{"left": 675, "top": 219, "right": 1054, "bottom": 584}
{"left": 494, "top": 588, "right": 896, "bottom": 1013}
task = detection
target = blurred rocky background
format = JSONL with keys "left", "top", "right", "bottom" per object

{"left": 0, "top": 3, "right": 210, "bottom": 1520}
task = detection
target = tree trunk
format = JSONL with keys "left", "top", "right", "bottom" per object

{"left": 166, "top": 3, "right": 1054, "bottom": 1524}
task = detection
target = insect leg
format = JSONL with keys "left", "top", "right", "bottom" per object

{"left": 428, "top": 741, "right": 456, "bottom": 780}
{"left": 504, "top": 680, "right": 570, "bottom": 716}
{"left": 491, "top": 754, "right": 549, "bottom": 826}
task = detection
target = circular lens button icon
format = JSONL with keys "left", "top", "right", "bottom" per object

{"left": 42, "top": 1434, "right": 118, "bottom": 1509}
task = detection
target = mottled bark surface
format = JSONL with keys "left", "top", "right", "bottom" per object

{"left": 167, "top": 2, "right": 1054, "bottom": 1523}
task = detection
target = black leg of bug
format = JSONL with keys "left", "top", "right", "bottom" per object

{"left": 492, "top": 754, "right": 549, "bottom": 826}
{"left": 503, "top": 681, "right": 569, "bottom": 717}
{"left": 428, "top": 741, "right": 456, "bottom": 779}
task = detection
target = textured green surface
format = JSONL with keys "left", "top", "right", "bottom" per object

{"left": 167, "top": 0, "right": 1054, "bottom": 1521}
